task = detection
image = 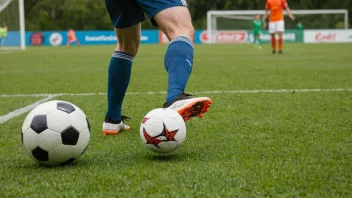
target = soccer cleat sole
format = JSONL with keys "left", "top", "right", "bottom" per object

{"left": 102, "top": 126, "right": 131, "bottom": 136}
{"left": 177, "top": 99, "right": 212, "bottom": 122}
{"left": 102, "top": 130, "right": 119, "bottom": 135}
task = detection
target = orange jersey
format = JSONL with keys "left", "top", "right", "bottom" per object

{"left": 265, "top": 0, "right": 288, "bottom": 22}
{"left": 68, "top": 30, "right": 76, "bottom": 40}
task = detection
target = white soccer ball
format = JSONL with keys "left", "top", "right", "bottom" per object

{"left": 140, "top": 108, "right": 186, "bottom": 153}
{"left": 21, "top": 100, "right": 90, "bottom": 166}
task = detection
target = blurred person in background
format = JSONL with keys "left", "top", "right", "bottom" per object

{"left": 253, "top": 15, "right": 264, "bottom": 49}
{"left": 297, "top": 21, "right": 304, "bottom": 31}
{"left": 0, "top": 24, "right": 8, "bottom": 48}
{"left": 66, "top": 29, "right": 80, "bottom": 48}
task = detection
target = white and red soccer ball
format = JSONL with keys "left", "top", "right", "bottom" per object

{"left": 140, "top": 108, "right": 186, "bottom": 153}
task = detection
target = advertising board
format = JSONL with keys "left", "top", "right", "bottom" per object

{"left": 304, "top": 30, "right": 352, "bottom": 43}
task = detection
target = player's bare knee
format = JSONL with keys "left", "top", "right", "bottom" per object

{"left": 184, "top": 28, "right": 195, "bottom": 41}
{"left": 167, "top": 27, "right": 195, "bottom": 42}
{"left": 114, "top": 23, "right": 141, "bottom": 56}
{"left": 116, "top": 42, "right": 139, "bottom": 56}
{"left": 154, "top": 6, "right": 194, "bottom": 41}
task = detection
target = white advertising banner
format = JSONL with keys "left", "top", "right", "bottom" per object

{"left": 304, "top": 30, "right": 352, "bottom": 43}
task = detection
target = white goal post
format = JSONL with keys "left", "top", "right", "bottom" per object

{"left": 0, "top": 0, "right": 25, "bottom": 50}
{"left": 207, "top": 9, "right": 349, "bottom": 44}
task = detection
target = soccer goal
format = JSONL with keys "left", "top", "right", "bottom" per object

{"left": 207, "top": 9, "right": 349, "bottom": 44}
{"left": 0, "top": 0, "right": 25, "bottom": 50}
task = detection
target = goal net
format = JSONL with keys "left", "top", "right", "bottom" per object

{"left": 207, "top": 10, "right": 349, "bottom": 44}
{"left": 0, "top": 0, "right": 25, "bottom": 50}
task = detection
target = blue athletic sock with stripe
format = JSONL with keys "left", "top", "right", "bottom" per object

{"left": 105, "top": 51, "right": 133, "bottom": 121}
{"left": 164, "top": 36, "right": 194, "bottom": 103}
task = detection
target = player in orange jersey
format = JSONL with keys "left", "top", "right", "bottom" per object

{"left": 263, "top": 0, "right": 295, "bottom": 54}
{"left": 66, "top": 29, "right": 80, "bottom": 48}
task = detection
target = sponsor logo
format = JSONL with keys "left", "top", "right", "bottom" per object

{"left": 85, "top": 35, "right": 117, "bottom": 41}
{"left": 141, "top": 36, "right": 148, "bottom": 41}
{"left": 30, "top": 32, "right": 44, "bottom": 46}
{"left": 315, "top": 32, "right": 336, "bottom": 42}
{"left": 199, "top": 31, "right": 209, "bottom": 43}
{"left": 85, "top": 35, "right": 148, "bottom": 42}
{"left": 215, "top": 31, "right": 247, "bottom": 43}
{"left": 200, "top": 30, "right": 299, "bottom": 44}
{"left": 199, "top": 31, "right": 248, "bottom": 43}
{"left": 49, "top": 32, "right": 63, "bottom": 46}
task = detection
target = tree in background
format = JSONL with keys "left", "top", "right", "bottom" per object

{"left": 24, "top": 0, "right": 351, "bottom": 30}
{"left": 25, "top": 0, "right": 111, "bottom": 30}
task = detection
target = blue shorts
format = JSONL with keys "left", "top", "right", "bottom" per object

{"left": 105, "top": 0, "right": 188, "bottom": 29}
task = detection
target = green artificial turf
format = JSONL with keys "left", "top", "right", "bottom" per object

{"left": 0, "top": 43, "right": 351, "bottom": 197}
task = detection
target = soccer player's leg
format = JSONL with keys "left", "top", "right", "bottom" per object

{"left": 75, "top": 39, "right": 80, "bottom": 47}
{"left": 269, "top": 22, "right": 277, "bottom": 54}
{"left": 103, "top": 0, "right": 145, "bottom": 135}
{"left": 66, "top": 39, "right": 73, "bottom": 48}
{"left": 71, "top": 39, "right": 80, "bottom": 47}
{"left": 148, "top": 4, "right": 212, "bottom": 121}
{"left": 253, "top": 33, "right": 258, "bottom": 46}
{"left": 257, "top": 34, "right": 262, "bottom": 48}
{"left": 254, "top": 33, "right": 262, "bottom": 49}
{"left": 277, "top": 20, "right": 285, "bottom": 54}
{"left": 271, "top": 33, "right": 276, "bottom": 54}
{"left": 277, "top": 32, "right": 283, "bottom": 54}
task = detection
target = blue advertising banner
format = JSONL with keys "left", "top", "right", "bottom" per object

{"left": 24, "top": 30, "right": 210, "bottom": 46}
{"left": 2, "top": 31, "right": 21, "bottom": 46}
{"left": 195, "top": 30, "right": 208, "bottom": 44}
{"left": 26, "top": 30, "right": 159, "bottom": 46}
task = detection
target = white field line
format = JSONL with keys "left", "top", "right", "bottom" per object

{"left": 0, "top": 88, "right": 351, "bottom": 98}
{"left": 193, "top": 88, "right": 352, "bottom": 94}
{"left": 0, "top": 88, "right": 351, "bottom": 125}
{"left": 0, "top": 95, "right": 57, "bottom": 125}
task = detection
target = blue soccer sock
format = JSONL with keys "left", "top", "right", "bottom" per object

{"left": 164, "top": 36, "right": 194, "bottom": 103}
{"left": 105, "top": 51, "right": 133, "bottom": 121}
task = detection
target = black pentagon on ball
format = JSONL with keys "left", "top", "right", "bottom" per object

{"left": 32, "top": 147, "right": 49, "bottom": 161}
{"left": 57, "top": 102, "right": 75, "bottom": 114}
{"left": 30, "top": 115, "right": 48, "bottom": 134}
{"left": 61, "top": 127, "right": 80, "bottom": 145}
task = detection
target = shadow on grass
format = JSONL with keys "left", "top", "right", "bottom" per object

{"left": 17, "top": 161, "right": 78, "bottom": 169}
{"left": 14, "top": 147, "right": 203, "bottom": 171}
{"left": 146, "top": 153, "right": 181, "bottom": 161}
{"left": 142, "top": 149, "right": 202, "bottom": 163}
